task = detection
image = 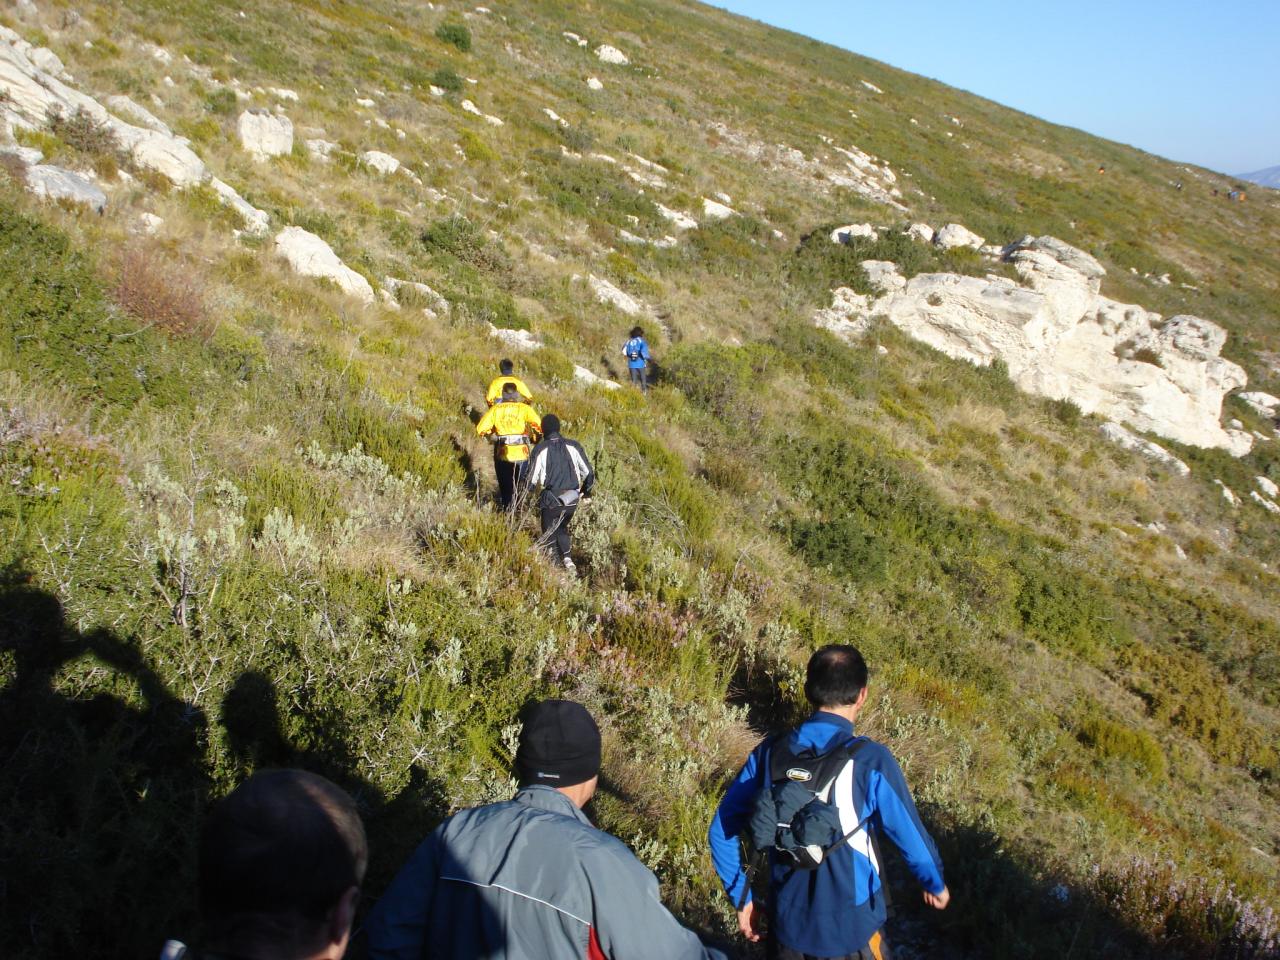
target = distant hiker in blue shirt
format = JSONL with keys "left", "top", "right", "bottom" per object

{"left": 622, "top": 325, "right": 651, "bottom": 393}
{"left": 708, "top": 644, "right": 949, "bottom": 960}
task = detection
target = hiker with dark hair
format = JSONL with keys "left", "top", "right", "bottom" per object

{"left": 365, "top": 699, "right": 728, "bottom": 960}
{"left": 161, "top": 769, "right": 367, "bottom": 960}
{"left": 622, "top": 326, "right": 651, "bottom": 393}
{"left": 476, "top": 382, "right": 542, "bottom": 511}
{"left": 486, "top": 358, "right": 533, "bottom": 407}
{"left": 522, "top": 414, "right": 594, "bottom": 575}
{"left": 708, "top": 644, "right": 948, "bottom": 960}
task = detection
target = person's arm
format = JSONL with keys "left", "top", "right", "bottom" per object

{"left": 641, "top": 340, "right": 651, "bottom": 363}
{"left": 515, "top": 377, "right": 533, "bottom": 401}
{"left": 526, "top": 407, "right": 543, "bottom": 441}
{"left": 476, "top": 406, "right": 496, "bottom": 437}
{"left": 485, "top": 379, "right": 502, "bottom": 405}
{"left": 523, "top": 443, "right": 546, "bottom": 493}
{"left": 864, "top": 748, "right": 947, "bottom": 901}
{"left": 364, "top": 831, "right": 443, "bottom": 960}
{"left": 707, "top": 748, "right": 762, "bottom": 908}
{"left": 586, "top": 838, "right": 729, "bottom": 960}
{"left": 566, "top": 440, "right": 594, "bottom": 496}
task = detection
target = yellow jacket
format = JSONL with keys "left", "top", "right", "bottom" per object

{"left": 486, "top": 376, "right": 533, "bottom": 406}
{"left": 476, "top": 401, "right": 542, "bottom": 462}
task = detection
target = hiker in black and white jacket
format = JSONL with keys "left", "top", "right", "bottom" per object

{"left": 522, "top": 414, "right": 595, "bottom": 574}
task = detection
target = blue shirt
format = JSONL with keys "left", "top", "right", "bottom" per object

{"left": 623, "top": 336, "right": 650, "bottom": 370}
{"left": 707, "top": 712, "right": 945, "bottom": 956}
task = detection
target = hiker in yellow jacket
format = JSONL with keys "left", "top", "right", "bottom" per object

{"left": 476, "top": 383, "right": 542, "bottom": 510}
{"left": 486, "top": 359, "right": 533, "bottom": 407}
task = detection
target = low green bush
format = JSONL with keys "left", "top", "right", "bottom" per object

{"left": 435, "top": 22, "right": 471, "bottom": 53}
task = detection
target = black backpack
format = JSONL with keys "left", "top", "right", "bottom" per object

{"left": 743, "top": 735, "right": 869, "bottom": 889}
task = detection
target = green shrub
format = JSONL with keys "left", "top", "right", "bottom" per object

{"left": 435, "top": 22, "right": 471, "bottom": 52}
{"left": 421, "top": 216, "right": 511, "bottom": 273}
{"left": 203, "top": 87, "right": 238, "bottom": 115}
{"left": 1077, "top": 713, "right": 1166, "bottom": 780}
{"left": 431, "top": 67, "right": 464, "bottom": 92}
{"left": 46, "top": 106, "right": 126, "bottom": 178}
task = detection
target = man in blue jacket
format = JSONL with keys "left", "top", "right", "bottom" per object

{"left": 622, "top": 326, "right": 651, "bottom": 393}
{"left": 708, "top": 645, "right": 949, "bottom": 960}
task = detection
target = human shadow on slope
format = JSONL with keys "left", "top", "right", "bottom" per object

{"left": 0, "top": 572, "right": 211, "bottom": 960}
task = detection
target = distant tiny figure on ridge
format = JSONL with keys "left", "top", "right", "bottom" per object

{"left": 486, "top": 357, "right": 533, "bottom": 407}
{"left": 161, "top": 769, "right": 367, "bottom": 960}
{"left": 622, "top": 325, "right": 652, "bottom": 393}
{"left": 476, "top": 382, "right": 542, "bottom": 511}
{"left": 522, "top": 414, "right": 594, "bottom": 576}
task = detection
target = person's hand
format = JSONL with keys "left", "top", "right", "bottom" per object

{"left": 737, "top": 900, "right": 762, "bottom": 942}
{"left": 923, "top": 886, "right": 951, "bottom": 910}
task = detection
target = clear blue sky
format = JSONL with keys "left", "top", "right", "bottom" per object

{"left": 711, "top": 1, "right": 1280, "bottom": 175}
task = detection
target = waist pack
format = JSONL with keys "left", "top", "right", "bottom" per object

{"left": 498, "top": 434, "right": 530, "bottom": 445}
{"left": 745, "top": 737, "right": 869, "bottom": 877}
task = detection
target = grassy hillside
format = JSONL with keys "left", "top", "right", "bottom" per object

{"left": 1, "top": 1, "right": 1278, "bottom": 958}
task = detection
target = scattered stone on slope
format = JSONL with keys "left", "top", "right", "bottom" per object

{"left": 861, "top": 80, "right": 883, "bottom": 93}
{"left": 488, "top": 324, "right": 541, "bottom": 351}
{"left": 1214, "top": 480, "right": 1240, "bottom": 507}
{"left": 383, "top": 276, "right": 449, "bottom": 317}
{"left": 584, "top": 274, "right": 649, "bottom": 316}
{"left": 25, "top": 163, "right": 106, "bottom": 211}
{"left": 306, "top": 138, "right": 337, "bottom": 159}
{"left": 619, "top": 229, "right": 678, "bottom": 249}
{"left": 586, "top": 77, "right": 604, "bottom": 90}
{"left": 817, "top": 234, "right": 1252, "bottom": 454}
{"left": 594, "top": 44, "right": 629, "bottom": 65}
{"left": 814, "top": 287, "right": 872, "bottom": 342}
{"left": 460, "top": 99, "right": 504, "bottom": 125}
{"left": 861, "top": 260, "right": 906, "bottom": 294}
{"left": 656, "top": 203, "right": 697, "bottom": 231}
{"left": 1099, "top": 422, "right": 1190, "bottom": 476}
{"left": 210, "top": 177, "right": 270, "bottom": 235}
{"left": 1258, "top": 476, "right": 1280, "bottom": 499}
{"left": 574, "top": 365, "right": 621, "bottom": 390}
{"left": 361, "top": 150, "right": 400, "bottom": 175}
{"left": 274, "top": 226, "right": 374, "bottom": 305}
{"left": 542, "top": 107, "right": 568, "bottom": 127}
{"left": 905, "top": 222, "right": 935, "bottom": 243}
{"left": 237, "top": 108, "right": 292, "bottom": 160}
{"left": 269, "top": 87, "right": 299, "bottom": 102}
{"left": 934, "top": 223, "right": 985, "bottom": 250}
{"left": 1238, "top": 392, "right": 1279, "bottom": 417}
{"left": 562, "top": 31, "right": 589, "bottom": 47}
{"left": 702, "top": 197, "right": 736, "bottom": 220}
{"left": 1251, "top": 491, "right": 1280, "bottom": 515}
{"left": 137, "top": 212, "right": 164, "bottom": 234}
{"left": 831, "top": 223, "right": 876, "bottom": 244}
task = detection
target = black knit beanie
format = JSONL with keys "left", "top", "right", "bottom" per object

{"left": 541, "top": 414, "right": 561, "bottom": 435}
{"left": 515, "top": 699, "right": 601, "bottom": 788}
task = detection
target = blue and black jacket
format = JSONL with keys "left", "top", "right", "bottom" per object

{"left": 707, "top": 712, "right": 945, "bottom": 956}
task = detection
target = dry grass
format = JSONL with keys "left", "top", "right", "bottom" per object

{"left": 112, "top": 244, "right": 212, "bottom": 339}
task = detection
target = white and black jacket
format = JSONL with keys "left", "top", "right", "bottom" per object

{"left": 524, "top": 434, "right": 595, "bottom": 508}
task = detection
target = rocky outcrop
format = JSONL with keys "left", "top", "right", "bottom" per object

{"left": 594, "top": 44, "right": 628, "bottom": 65}
{"left": 584, "top": 274, "right": 648, "bottom": 317}
{"left": 383, "top": 276, "right": 449, "bottom": 317}
{"left": 702, "top": 197, "right": 735, "bottom": 221}
{"left": 26, "top": 164, "right": 106, "bottom": 211}
{"left": 657, "top": 203, "right": 697, "bottom": 231}
{"left": 586, "top": 77, "right": 604, "bottom": 91}
{"left": 105, "top": 95, "right": 171, "bottom": 135}
{"left": 573, "top": 365, "right": 621, "bottom": 390}
{"left": 210, "top": 177, "right": 270, "bottom": 235}
{"left": 1238, "top": 392, "right": 1278, "bottom": 418}
{"left": 814, "top": 234, "right": 1253, "bottom": 454}
{"left": 905, "top": 222, "right": 935, "bottom": 243}
{"left": 488, "top": 324, "right": 541, "bottom": 351}
{"left": 361, "top": 150, "right": 400, "bottom": 175}
{"left": 831, "top": 223, "right": 876, "bottom": 244}
{"left": 934, "top": 223, "right": 984, "bottom": 250}
{"left": 274, "top": 227, "right": 374, "bottom": 305}
{"left": 1099, "top": 422, "right": 1190, "bottom": 476}
{"left": 861, "top": 260, "right": 906, "bottom": 294}
{"left": 237, "top": 109, "right": 292, "bottom": 160}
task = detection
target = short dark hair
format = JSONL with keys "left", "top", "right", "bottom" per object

{"left": 629, "top": 326, "right": 643, "bottom": 339}
{"left": 199, "top": 769, "right": 367, "bottom": 956}
{"left": 499, "top": 359, "right": 514, "bottom": 375}
{"left": 804, "top": 644, "right": 868, "bottom": 708}
{"left": 502, "top": 382, "right": 520, "bottom": 398}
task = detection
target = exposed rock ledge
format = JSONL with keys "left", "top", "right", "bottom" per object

{"left": 814, "top": 236, "right": 1252, "bottom": 455}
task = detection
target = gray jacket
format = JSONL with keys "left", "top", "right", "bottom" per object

{"left": 365, "top": 785, "right": 728, "bottom": 960}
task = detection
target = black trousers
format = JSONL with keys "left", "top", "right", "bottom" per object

{"left": 538, "top": 503, "right": 577, "bottom": 562}
{"left": 493, "top": 452, "right": 525, "bottom": 510}
{"left": 770, "top": 930, "right": 891, "bottom": 960}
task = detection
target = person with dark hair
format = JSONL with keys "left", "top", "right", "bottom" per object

{"left": 161, "top": 769, "right": 367, "bottom": 960}
{"left": 365, "top": 699, "right": 727, "bottom": 960}
{"left": 486, "top": 358, "right": 533, "bottom": 407}
{"left": 522, "top": 414, "right": 594, "bottom": 575}
{"left": 622, "top": 326, "right": 651, "bottom": 393}
{"left": 708, "top": 644, "right": 948, "bottom": 960}
{"left": 476, "top": 382, "right": 542, "bottom": 510}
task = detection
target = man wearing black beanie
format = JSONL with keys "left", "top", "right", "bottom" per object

{"left": 366, "top": 699, "right": 727, "bottom": 960}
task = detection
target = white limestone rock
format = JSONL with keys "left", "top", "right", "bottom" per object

{"left": 586, "top": 77, "right": 604, "bottom": 91}
{"left": 831, "top": 223, "right": 876, "bottom": 244}
{"left": 361, "top": 150, "right": 400, "bottom": 175}
{"left": 1098, "top": 422, "right": 1190, "bottom": 476}
{"left": 137, "top": 212, "right": 164, "bottom": 234}
{"left": 934, "top": 223, "right": 985, "bottom": 251}
{"left": 209, "top": 177, "right": 270, "bottom": 235}
{"left": 813, "top": 287, "right": 872, "bottom": 342}
{"left": 657, "top": 203, "right": 697, "bottom": 231}
{"left": 274, "top": 226, "right": 374, "bottom": 305}
{"left": 861, "top": 80, "right": 883, "bottom": 94}
{"left": 0, "top": 143, "right": 42, "bottom": 165}
{"left": 1214, "top": 479, "right": 1240, "bottom": 507}
{"left": 269, "top": 87, "right": 299, "bottom": 102}
{"left": 383, "top": 276, "right": 449, "bottom": 316}
{"left": 106, "top": 95, "right": 171, "bottom": 136}
{"left": 563, "top": 32, "right": 588, "bottom": 47}
{"left": 573, "top": 365, "right": 621, "bottom": 390}
{"left": 237, "top": 109, "right": 292, "bottom": 160}
{"left": 586, "top": 274, "right": 647, "bottom": 316}
{"left": 488, "top": 324, "right": 541, "bottom": 351}
{"left": 1238, "top": 392, "right": 1278, "bottom": 417}
{"left": 1251, "top": 491, "right": 1280, "bottom": 515}
{"left": 1257, "top": 476, "right": 1280, "bottom": 499}
{"left": 861, "top": 260, "right": 906, "bottom": 294}
{"left": 702, "top": 197, "right": 736, "bottom": 220}
{"left": 594, "top": 44, "right": 629, "bottom": 65}
{"left": 28, "top": 47, "right": 67, "bottom": 80}
{"left": 306, "top": 138, "right": 337, "bottom": 159}
{"left": 543, "top": 107, "right": 568, "bottom": 127}
{"left": 25, "top": 164, "right": 106, "bottom": 211}
{"left": 905, "top": 222, "right": 935, "bottom": 243}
